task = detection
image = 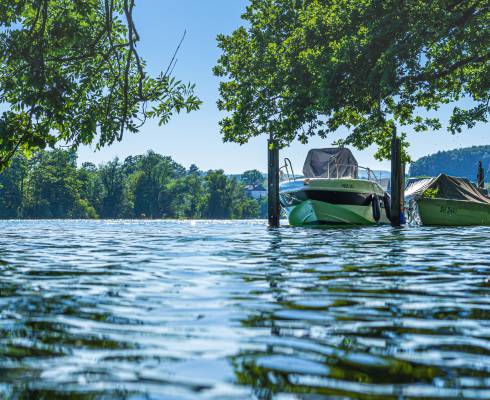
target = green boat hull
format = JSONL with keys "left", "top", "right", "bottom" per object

{"left": 280, "top": 178, "right": 390, "bottom": 227}
{"left": 287, "top": 199, "right": 388, "bottom": 226}
{"left": 416, "top": 198, "right": 490, "bottom": 226}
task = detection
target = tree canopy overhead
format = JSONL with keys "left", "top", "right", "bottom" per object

{"left": 214, "top": 0, "right": 489, "bottom": 159}
{"left": 0, "top": 0, "right": 201, "bottom": 169}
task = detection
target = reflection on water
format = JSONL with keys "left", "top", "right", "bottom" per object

{"left": 1, "top": 220, "right": 490, "bottom": 399}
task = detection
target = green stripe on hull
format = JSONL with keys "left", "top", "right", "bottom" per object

{"left": 286, "top": 199, "right": 388, "bottom": 226}
{"left": 417, "top": 198, "right": 490, "bottom": 226}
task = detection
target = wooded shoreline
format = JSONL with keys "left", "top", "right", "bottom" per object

{"left": 0, "top": 149, "right": 267, "bottom": 220}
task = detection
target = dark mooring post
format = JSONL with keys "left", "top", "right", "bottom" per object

{"left": 478, "top": 160, "right": 485, "bottom": 189}
{"left": 268, "top": 136, "right": 280, "bottom": 227}
{"left": 390, "top": 128, "right": 402, "bottom": 226}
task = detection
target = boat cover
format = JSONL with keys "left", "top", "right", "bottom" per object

{"left": 303, "top": 148, "right": 358, "bottom": 179}
{"left": 405, "top": 174, "right": 490, "bottom": 204}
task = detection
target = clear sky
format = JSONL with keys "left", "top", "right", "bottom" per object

{"left": 77, "top": 0, "right": 489, "bottom": 174}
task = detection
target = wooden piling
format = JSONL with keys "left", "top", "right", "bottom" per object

{"left": 478, "top": 160, "right": 484, "bottom": 188}
{"left": 268, "top": 137, "right": 280, "bottom": 228}
{"left": 390, "top": 128, "right": 402, "bottom": 226}
{"left": 401, "top": 161, "right": 406, "bottom": 224}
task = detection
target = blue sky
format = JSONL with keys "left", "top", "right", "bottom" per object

{"left": 77, "top": 0, "right": 489, "bottom": 173}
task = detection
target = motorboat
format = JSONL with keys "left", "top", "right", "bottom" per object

{"left": 405, "top": 174, "right": 490, "bottom": 226}
{"left": 279, "top": 148, "right": 391, "bottom": 226}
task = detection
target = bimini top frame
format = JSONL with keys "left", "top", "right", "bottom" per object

{"left": 280, "top": 156, "right": 381, "bottom": 183}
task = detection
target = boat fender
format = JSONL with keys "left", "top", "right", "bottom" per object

{"left": 371, "top": 194, "right": 381, "bottom": 222}
{"left": 383, "top": 193, "right": 391, "bottom": 221}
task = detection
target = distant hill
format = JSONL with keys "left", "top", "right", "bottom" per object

{"left": 409, "top": 146, "right": 490, "bottom": 181}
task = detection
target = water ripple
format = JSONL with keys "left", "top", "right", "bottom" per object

{"left": 1, "top": 220, "right": 490, "bottom": 399}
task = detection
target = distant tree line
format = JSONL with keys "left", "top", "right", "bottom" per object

{"left": 0, "top": 149, "right": 267, "bottom": 220}
{"left": 409, "top": 146, "right": 490, "bottom": 181}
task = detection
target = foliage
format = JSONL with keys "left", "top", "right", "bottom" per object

{"left": 98, "top": 158, "right": 132, "bottom": 218}
{"left": 0, "top": 149, "right": 265, "bottom": 219}
{"left": 203, "top": 170, "right": 259, "bottom": 219}
{"left": 128, "top": 151, "right": 186, "bottom": 218}
{"left": 22, "top": 149, "right": 97, "bottom": 218}
{"left": 422, "top": 187, "right": 440, "bottom": 199}
{"left": 0, "top": 153, "right": 27, "bottom": 217}
{"left": 410, "top": 145, "right": 490, "bottom": 181}
{"left": 0, "top": 0, "right": 201, "bottom": 170}
{"left": 214, "top": 0, "right": 489, "bottom": 159}
{"left": 166, "top": 173, "right": 206, "bottom": 218}
{"left": 241, "top": 169, "right": 265, "bottom": 187}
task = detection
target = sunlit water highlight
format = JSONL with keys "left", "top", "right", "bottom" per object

{"left": 1, "top": 220, "right": 490, "bottom": 399}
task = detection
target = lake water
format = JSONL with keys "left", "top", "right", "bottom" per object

{"left": 1, "top": 220, "right": 490, "bottom": 399}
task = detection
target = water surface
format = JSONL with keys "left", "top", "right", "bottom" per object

{"left": 1, "top": 220, "right": 490, "bottom": 399}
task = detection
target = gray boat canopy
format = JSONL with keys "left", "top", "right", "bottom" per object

{"left": 303, "top": 148, "right": 358, "bottom": 179}
{"left": 405, "top": 174, "right": 490, "bottom": 204}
